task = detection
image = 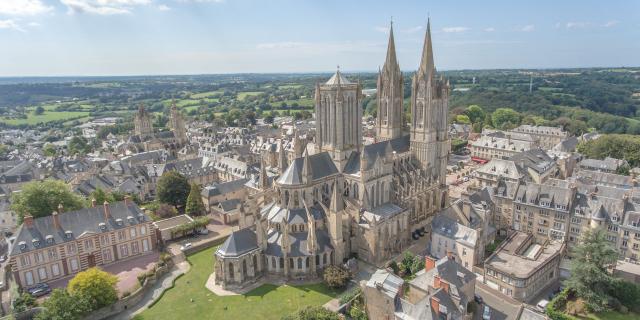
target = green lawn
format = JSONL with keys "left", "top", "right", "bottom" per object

{"left": 237, "top": 91, "right": 263, "bottom": 101}
{"left": 278, "top": 84, "right": 303, "bottom": 89}
{"left": 0, "top": 111, "right": 90, "bottom": 125}
{"left": 139, "top": 246, "right": 341, "bottom": 320}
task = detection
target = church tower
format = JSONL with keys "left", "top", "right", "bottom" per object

{"left": 134, "top": 104, "right": 153, "bottom": 137}
{"left": 410, "top": 19, "right": 450, "bottom": 186}
{"left": 316, "top": 67, "right": 362, "bottom": 171}
{"left": 169, "top": 100, "right": 188, "bottom": 145}
{"left": 327, "top": 183, "right": 345, "bottom": 264}
{"left": 376, "top": 21, "right": 404, "bottom": 141}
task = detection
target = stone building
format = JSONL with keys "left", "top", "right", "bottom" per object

{"left": 127, "top": 102, "right": 188, "bottom": 155}
{"left": 9, "top": 199, "right": 156, "bottom": 288}
{"left": 511, "top": 125, "right": 568, "bottom": 150}
{"left": 213, "top": 18, "right": 450, "bottom": 289}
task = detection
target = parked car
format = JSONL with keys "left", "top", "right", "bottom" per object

{"left": 474, "top": 294, "right": 483, "bottom": 304}
{"left": 27, "top": 283, "right": 51, "bottom": 297}
{"left": 463, "top": 176, "right": 470, "bottom": 182}
{"left": 180, "top": 243, "right": 193, "bottom": 251}
{"left": 0, "top": 255, "right": 6, "bottom": 262}
{"left": 482, "top": 305, "right": 491, "bottom": 320}
{"left": 536, "top": 299, "right": 549, "bottom": 311}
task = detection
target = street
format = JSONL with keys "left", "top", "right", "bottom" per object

{"left": 474, "top": 280, "right": 522, "bottom": 320}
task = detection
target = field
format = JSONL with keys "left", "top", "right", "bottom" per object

{"left": 0, "top": 110, "right": 90, "bottom": 125}
{"left": 191, "top": 90, "right": 224, "bottom": 99}
{"left": 139, "top": 246, "right": 341, "bottom": 320}
{"left": 237, "top": 91, "right": 263, "bottom": 101}
{"left": 269, "top": 98, "right": 314, "bottom": 107}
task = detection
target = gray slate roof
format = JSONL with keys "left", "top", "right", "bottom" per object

{"left": 216, "top": 227, "right": 259, "bottom": 258}
{"left": 277, "top": 152, "right": 338, "bottom": 185}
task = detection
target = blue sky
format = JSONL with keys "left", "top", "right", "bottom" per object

{"left": 0, "top": 0, "right": 638, "bottom": 76}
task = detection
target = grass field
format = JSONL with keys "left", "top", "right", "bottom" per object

{"left": 192, "top": 90, "right": 224, "bottom": 99}
{"left": 237, "top": 91, "right": 263, "bottom": 101}
{"left": 0, "top": 110, "right": 90, "bottom": 125}
{"left": 139, "top": 246, "right": 341, "bottom": 320}
{"left": 269, "top": 98, "right": 314, "bottom": 107}
{"left": 278, "top": 84, "right": 303, "bottom": 89}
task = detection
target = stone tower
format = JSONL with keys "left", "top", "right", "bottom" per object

{"left": 327, "top": 182, "right": 345, "bottom": 264}
{"left": 316, "top": 67, "right": 362, "bottom": 171}
{"left": 410, "top": 19, "right": 450, "bottom": 186}
{"left": 169, "top": 100, "right": 188, "bottom": 145}
{"left": 376, "top": 21, "right": 404, "bottom": 141}
{"left": 134, "top": 104, "right": 153, "bottom": 137}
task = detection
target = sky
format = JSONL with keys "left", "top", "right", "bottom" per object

{"left": 0, "top": 0, "right": 638, "bottom": 76}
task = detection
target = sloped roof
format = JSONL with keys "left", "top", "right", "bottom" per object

{"left": 324, "top": 70, "right": 351, "bottom": 85}
{"left": 276, "top": 152, "right": 338, "bottom": 185}
{"left": 216, "top": 227, "right": 259, "bottom": 258}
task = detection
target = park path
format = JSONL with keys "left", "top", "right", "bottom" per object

{"left": 107, "top": 260, "right": 190, "bottom": 320}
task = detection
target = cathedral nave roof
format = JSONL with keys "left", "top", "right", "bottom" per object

{"left": 265, "top": 229, "right": 333, "bottom": 257}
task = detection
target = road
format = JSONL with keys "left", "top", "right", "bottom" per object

{"left": 474, "top": 280, "right": 522, "bottom": 320}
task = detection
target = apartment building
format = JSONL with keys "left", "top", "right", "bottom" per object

{"left": 511, "top": 125, "right": 568, "bottom": 150}
{"left": 9, "top": 199, "right": 156, "bottom": 288}
{"left": 470, "top": 135, "right": 534, "bottom": 161}
{"left": 484, "top": 232, "right": 564, "bottom": 302}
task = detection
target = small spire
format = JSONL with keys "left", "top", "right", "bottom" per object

{"left": 419, "top": 16, "right": 435, "bottom": 76}
{"left": 330, "top": 182, "right": 344, "bottom": 212}
{"left": 383, "top": 18, "right": 400, "bottom": 75}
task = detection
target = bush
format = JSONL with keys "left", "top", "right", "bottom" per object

{"left": 338, "top": 287, "right": 361, "bottom": 304}
{"left": 323, "top": 265, "right": 351, "bottom": 289}
{"left": 545, "top": 289, "right": 579, "bottom": 320}
{"left": 611, "top": 279, "right": 640, "bottom": 313}
{"left": 13, "top": 293, "right": 36, "bottom": 313}
{"left": 282, "top": 306, "right": 341, "bottom": 320}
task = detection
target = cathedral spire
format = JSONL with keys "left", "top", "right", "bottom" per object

{"left": 302, "top": 148, "right": 312, "bottom": 183}
{"left": 278, "top": 141, "right": 287, "bottom": 174}
{"left": 419, "top": 18, "right": 435, "bottom": 77}
{"left": 383, "top": 20, "right": 400, "bottom": 74}
{"left": 259, "top": 156, "right": 268, "bottom": 189}
{"left": 330, "top": 181, "right": 344, "bottom": 212}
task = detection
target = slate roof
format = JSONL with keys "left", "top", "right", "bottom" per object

{"left": 218, "top": 199, "right": 241, "bottom": 213}
{"left": 216, "top": 227, "right": 259, "bottom": 258}
{"left": 261, "top": 202, "right": 325, "bottom": 225}
{"left": 201, "top": 178, "right": 249, "bottom": 197}
{"left": 10, "top": 201, "right": 150, "bottom": 256}
{"left": 324, "top": 70, "right": 352, "bottom": 85}
{"left": 277, "top": 152, "right": 338, "bottom": 185}
{"left": 365, "top": 269, "right": 404, "bottom": 299}
{"left": 510, "top": 149, "right": 556, "bottom": 175}
{"left": 344, "top": 135, "right": 410, "bottom": 174}
{"left": 264, "top": 228, "right": 333, "bottom": 257}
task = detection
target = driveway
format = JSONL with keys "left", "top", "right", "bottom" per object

{"left": 474, "top": 280, "right": 522, "bottom": 320}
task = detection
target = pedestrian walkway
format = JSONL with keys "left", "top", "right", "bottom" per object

{"left": 107, "top": 261, "right": 190, "bottom": 320}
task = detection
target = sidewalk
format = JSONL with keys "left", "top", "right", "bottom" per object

{"left": 107, "top": 260, "right": 190, "bottom": 320}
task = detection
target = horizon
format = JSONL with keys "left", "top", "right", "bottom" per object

{"left": 0, "top": 0, "right": 638, "bottom": 77}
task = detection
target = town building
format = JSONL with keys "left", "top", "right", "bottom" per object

{"left": 511, "top": 125, "right": 568, "bottom": 150}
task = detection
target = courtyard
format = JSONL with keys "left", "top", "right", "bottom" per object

{"left": 138, "top": 246, "right": 342, "bottom": 320}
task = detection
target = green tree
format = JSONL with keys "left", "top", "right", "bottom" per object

{"left": 564, "top": 228, "right": 618, "bottom": 312}
{"left": 282, "top": 306, "right": 341, "bottom": 320}
{"left": 264, "top": 114, "right": 275, "bottom": 124}
{"left": 12, "top": 292, "right": 36, "bottom": 313}
{"left": 89, "top": 188, "right": 116, "bottom": 205}
{"left": 464, "top": 105, "right": 485, "bottom": 124}
{"left": 11, "top": 179, "right": 85, "bottom": 223}
{"left": 35, "top": 289, "right": 91, "bottom": 320}
{"left": 323, "top": 265, "right": 351, "bottom": 289}
{"left": 43, "top": 143, "right": 57, "bottom": 157}
{"left": 185, "top": 183, "right": 206, "bottom": 216}
{"left": 34, "top": 106, "right": 45, "bottom": 115}
{"left": 410, "top": 258, "right": 425, "bottom": 275}
{"left": 68, "top": 267, "right": 118, "bottom": 311}
{"left": 491, "top": 108, "right": 521, "bottom": 130}
{"left": 455, "top": 114, "right": 471, "bottom": 124}
{"left": 577, "top": 134, "right": 640, "bottom": 167}
{"left": 68, "top": 136, "right": 91, "bottom": 155}
{"left": 156, "top": 171, "right": 190, "bottom": 208}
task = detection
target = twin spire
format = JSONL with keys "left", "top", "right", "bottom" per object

{"left": 381, "top": 18, "right": 435, "bottom": 77}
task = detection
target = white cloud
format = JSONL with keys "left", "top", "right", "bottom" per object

{"left": 0, "top": 0, "right": 52, "bottom": 16}
{"left": 483, "top": 27, "right": 495, "bottom": 32}
{"left": 28, "top": 22, "right": 41, "bottom": 27}
{"left": 566, "top": 22, "right": 589, "bottom": 29}
{"left": 442, "top": 26, "right": 469, "bottom": 33}
{"left": 158, "top": 4, "right": 171, "bottom": 11}
{"left": 520, "top": 25, "right": 535, "bottom": 32}
{"left": 0, "top": 19, "right": 26, "bottom": 32}
{"left": 603, "top": 20, "right": 619, "bottom": 27}
{"left": 60, "top": 0, "right": 152, "bottom": 15}
{"left": 403, "top": 26, "right": 423, "bottom": 34}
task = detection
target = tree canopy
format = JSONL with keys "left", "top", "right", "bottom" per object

{"left": 491, "top": 108, "right": 521, "bottom": 130}
{"left": 68, "top": 268, "right": 118, "bottom": 311}
{"left": 35, "top": 289, "right": 91, "bottom": 320}
{"left": 577, "top": 134, "right": 640, "bottom": 167}
{"left": 11, "top": 179, "right": 85, "bottom": 223}
{"left": 185, "top": 183, "right": 206, "bottom": 216}
{"left": 156, "top": 171, "right": 190, "bottom": 208}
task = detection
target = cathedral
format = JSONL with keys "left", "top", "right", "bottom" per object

{"left": 214, "top": 19, "right": 450, "bottom": 289}
{"left": 125, "top": 101, "right": 188, "bottom": 155}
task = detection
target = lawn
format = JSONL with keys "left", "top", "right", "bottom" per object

{"left": 237, "top": 91, "right": 263, "bottom": 101}
{"left": 0, "top": 111, "right": 90, "bottom": 125}
{"left": 139, "top": 246, "right": 341, "bottom": 320}
{"left": 192, "top": 90, "right": 224, "bottom": 99}
{"left": 278, "top": 84, "right": 303, "bottom": 89}
{"left": 269, "top": 98, "right": 314, "bottom": 107}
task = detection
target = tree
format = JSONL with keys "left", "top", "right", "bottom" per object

{"left": 89, "top": 188, "right": 116, "bottom": 205}
{"left": 491, "top": 108, "right": 521, "bottom": 130}
{"left": 185, "top": 183, "right": 206, "bottom": 216}
{"left": 577, "top": 134, "right": 640, "bottom": 167}
{"left": 12, "top": 292, "right": 36, "bottom": 313}
{"left": 410, "top": 258, "right": 425, "bottom": 275}
{"left": 465, "top": 105, "right": 485, "bottom": 124}
{"left": 323, "top": 265, "right": 351, "bottom": 288}
{"left": 454, "top": 114, "right": 471, "bottom": 124}
{"left": 282, "top": 306, "right": 341, "bottom": 320}
{"left": 11, "top": 179, "right": 85, "bottom": 223}
{"left": 156, "top": 171, "right": 190, "bottom": 208}
{"left": 264, "top": 114, "right": 275, "bottom": 124}
{"left": 43, "top": 143, "right": 57, "bottom": 157}
{"left": 68, "top": 136, "right": 91, "bottom": 155}
{"left": 34, "top": 106, "right": 45, "bottom": 115}
{"left": 564, "top": 228, "right": 618, "bottom": 312}
{"left": 156, "top": 203, "right": 178, "bottom": 219}
{"left": 68, "top": 267, "right": 118, "bottom": 311}
{"left": 35, "top": 289, "right": 91, "bottom": 320}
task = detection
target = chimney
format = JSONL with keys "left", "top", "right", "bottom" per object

{"left": 446, "top": 250, "right": 454, "bottom": 261}
{"left": 430, "top": 296, "right": 440, "bottom": 314}
{"left": 91, "top": 198, "right": 97, "bottom": 208}
{"left": 425, "top": 256, "right": 436, "bottom": 272}
{"left": 124, "top": 195, "right": 131, "bottom": 206}
{"left": 434, "top": 275, "right": 441, "bottom": 289}
{"left": 24, "top": 214, "right": 34, "bottom": 228}
{"left": 57, "top": 203, "right": 64, "bottom": 214}
{"left": 103, "top": 201, "right": 111, "bottom": 221}
{"left": 440, "top": 280, "right": 450, "bottom": 294}
{"left": 52, "top": 211, "right": 61, "bottom": 230}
